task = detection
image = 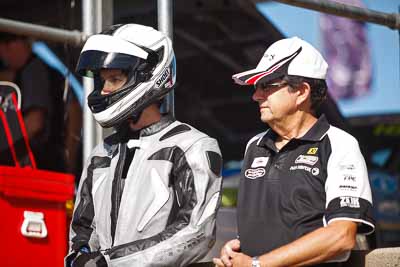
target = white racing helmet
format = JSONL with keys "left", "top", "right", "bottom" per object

{"left": 76, "top": 24, "right": 176, "bottom": 128}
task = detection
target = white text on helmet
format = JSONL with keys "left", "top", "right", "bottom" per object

{"left": 155, "top": 68, "right": 170, "bottom": 88}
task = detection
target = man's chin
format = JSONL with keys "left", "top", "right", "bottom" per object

{"left": 260, "top": 114, "right": 272, "bottom": 124}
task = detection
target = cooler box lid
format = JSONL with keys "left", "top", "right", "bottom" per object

{"left": 0, "top": 166, "right": 74, "bottom": 202}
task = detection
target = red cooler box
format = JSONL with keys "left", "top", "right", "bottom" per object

{"left": 0, "top": 166, "right": 74, "bottom": 267}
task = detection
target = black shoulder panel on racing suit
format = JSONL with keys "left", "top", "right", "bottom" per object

{"left": 159, "top": 124, "right": 191, "bottom": 141}
{"left": 206, "top": 151, "right": 222, "bottom": 177}
{"left": 148, "top": 146, "right": 183, "bottom": 164}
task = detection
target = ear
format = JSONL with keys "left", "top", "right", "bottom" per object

{"left": 295, "top": 82, "right": 311, "bottom": 107}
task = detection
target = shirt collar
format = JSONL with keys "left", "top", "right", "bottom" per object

{"left": 300, "top": 115, "right": 330, "bottom": 141}
{"left": 258, "top": 129, "right": 278, "bottom": 151}
{"left": 258, "top": 115, "right": 330, "bottom": 149}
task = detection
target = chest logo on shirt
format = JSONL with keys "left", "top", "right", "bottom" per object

{"left": 251, "top": 157, "right": 269, "bottom": 168}
{"left": 295, "top": 155, "right": 318, "bottom": 166}
{"left": 245, "top": 168, "right": 266, "bottom": 179}
{"left": 289, "top": 165, "right": 320, "bottom": 176}
{"left": 307, "top": 147, "right": 318, "bottom": 155}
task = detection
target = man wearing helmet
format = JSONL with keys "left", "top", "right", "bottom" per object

{"left": 65, "top": 24, "right": 223, "bottom": 267}
{"left": 214, "top": 37, "right": 374, "bottom": 267}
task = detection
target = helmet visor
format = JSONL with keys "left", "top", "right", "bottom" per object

{"left": 76, "top": 50, "right": 142, "bottom": 76}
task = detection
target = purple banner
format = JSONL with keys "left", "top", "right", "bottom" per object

{"left": 320, "top": 0, "right": 372, "bottom": 101}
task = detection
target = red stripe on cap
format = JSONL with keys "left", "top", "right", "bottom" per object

{"left": 245, "top": 63, "right": 281, "bottom": 85}
{"left": 244, "top": 48, "right": 302, "bottom": 85}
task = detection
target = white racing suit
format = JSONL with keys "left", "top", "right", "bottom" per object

{"left": 66, "top": 115, "right": 223, "bottom": 266}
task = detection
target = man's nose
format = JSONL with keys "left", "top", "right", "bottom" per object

{"left": 101, "top": 82, "right": 114, "bottom": 94}
{"left": 102, "top": 81, "right": 113, "bottom": 91}
{"left": 252, "top": 88, "right": 266, "bottom": 102}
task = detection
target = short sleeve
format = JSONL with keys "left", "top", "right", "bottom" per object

{"left": 324, "top": 129, "right": 375, "bottom": 235}
{"left": 19, "top": 58, "right": 51, "bottom": 112}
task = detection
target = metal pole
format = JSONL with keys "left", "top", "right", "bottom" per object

{"left": 158, "top": 0, "right": 173, "bottom": 39}
{"left": 95, "top": 0, "right": 104, "bottom": 146}
{"left": 0, "top": 17, "right": 86, "bottom": 46}
{"left": 82, "top": 0, "right": 97, "bottom": 164}
{"left": 158, "top": 0, "right": 174, "bottom": 117}
{"left": 270, "top": 0, "right": 400, "bottom": 30}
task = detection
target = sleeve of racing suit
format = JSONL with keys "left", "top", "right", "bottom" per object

{"left": 104, "top": 137, "right": 223, "bottom": 267}
{"left": 65, "top": 151, "right": 111, "bottom": 266}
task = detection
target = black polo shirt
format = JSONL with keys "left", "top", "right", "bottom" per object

{"left": 237, "top": 115, "right": 374, "bottom": 262}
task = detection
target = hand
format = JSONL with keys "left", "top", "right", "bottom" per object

{"left": 225, "top": 249, "right": 252, "bottom": 267}
{"left": 66, "top": 246, "right": 91, "bottom": 267}
{"left": 213, "top": 239, "right": 240, "bottom": 267}
{"left": 72, "top": 251, "right": 107, "bottom": 267}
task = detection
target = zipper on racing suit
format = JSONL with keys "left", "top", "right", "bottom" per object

{"left": 110, "top": 143, "right": 128, "bottom": 246}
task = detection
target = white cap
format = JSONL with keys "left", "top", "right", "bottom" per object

{"left": 232, "top": 36, "right": 328, "bottom": 86}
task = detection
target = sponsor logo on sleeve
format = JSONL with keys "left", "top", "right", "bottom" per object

{"left": 343, "top": 174, "right": 357, "bottom": 182}
{"left": 307, "top": 147, "right": 318, "bottom": 155}
{"left": 245, "top": 168, "right": 266, "bottom": 179}
{"left": 340, "top": 196, "right": 360, "bottom": 208}
{"left": 339, "top": 174, "right": 358, "bottom": 191}
{"left": 339, "top": 185, "right": 358, "bottom": 191}
{"left": 251, "top": 157, "right": 269, "bottom": 168}
{"left": 339, "top": 164, "right": 356, "bottom": 171}
{"left": 295, "top": 155, "right": 318, "bottom": 166}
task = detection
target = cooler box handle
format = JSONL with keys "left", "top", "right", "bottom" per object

{"left": 20, "top": 211, "right": 48, "bottom": 238}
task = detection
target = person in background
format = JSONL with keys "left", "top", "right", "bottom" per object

{"left": 65, "top": 24, "right": 223, "bottom": 267}
{"left": 214, "top": 37, "right": 374, "bottom": 267}
{"left": 0, "top": 32, "right": 65, "bottom": 171}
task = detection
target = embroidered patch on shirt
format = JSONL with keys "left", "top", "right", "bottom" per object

{"left": 245, "top": 168, "right": 266, "bottom": 179}
{"left": 340, "top": 196, "right": 360, "bottom": 208}
{"left": 251, "top": 157, "right": 269, "bottom": 168}
{"left": 295, "top": 155, "right": 319, "bottom": 166}
{"left": 307, "top": 147, "right": 318, "bottom": 155}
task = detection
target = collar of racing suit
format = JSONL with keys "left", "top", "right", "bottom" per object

{"left": 140, "top": 114, "right": 176, "bottom": 137}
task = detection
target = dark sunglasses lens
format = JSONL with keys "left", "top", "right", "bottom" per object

{"left": 255, "top": 81, "right": 287, "bottom": 91}
{"left": 254, "top": 82, "right": 268, "bottom": 90}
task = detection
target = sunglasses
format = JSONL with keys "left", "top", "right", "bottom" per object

{"left": 254, "top": 81, "right": 289, "bottom": 92}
